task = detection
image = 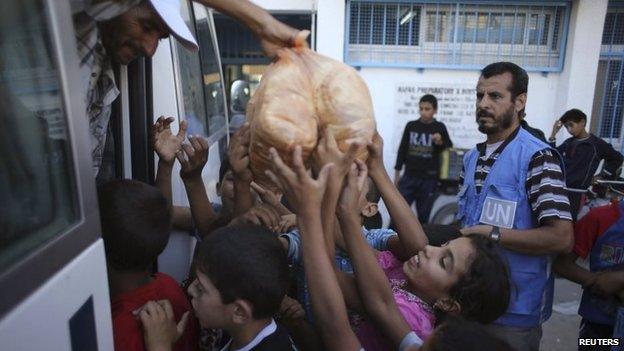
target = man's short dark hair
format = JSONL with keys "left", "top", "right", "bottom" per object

{"left": 98, "top": 179, "right": 171, "bottom": 271}
{"left": 195, "top": 224, "right": 289, "bottom": 319}
{"left": 481, "top": 62, "right": 529, "bottom": 100}
{"left": 420, "top": 94, "right": 438, "bottom": 110}
{"left": 559, "top": 108, "right": 587, "bottom": 123}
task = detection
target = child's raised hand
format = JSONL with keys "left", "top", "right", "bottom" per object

{"left": 251, "top": 181, "right": 282, "bottom": 208}
{"left": 151, "top": 117, "right": 187, "bottom": 164}
{"left": 178, "top": 136, "right": 209, "bottom": 180}
{"left": 313, "top": 128, "right": 363, "bottom": 179}
{"left": 338, "top": 159, "right": 368, "bottom": 218}
{"left": 138, "top": 300, "right": 189, "bottom": 351}
{"left": 277, "top": 214, "right": 297, "bottom": 233}
{"left": 366, "top": 132, "right": 385, "bottom": 174}
{"left": 277, "top": 296, "right": 306, "bottom": 326}
{"left": 266, "top": 146, "right": 333, "bottom": 214}
{"left": 231, "top": 204, "right": 282, "bottom": 232}
{"left": 228, "top": 123, "right": 253, "bottom": 182}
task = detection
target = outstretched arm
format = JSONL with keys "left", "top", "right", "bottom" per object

{"left": 192, "top": 0, "right": 307, "bottom": 57}
{"left": 266, "top": 146, "right": 361, "bottom": 351}
{"left": 367, "top": 133, "right": 428, "bottom": 260}
{"left": 228, "top": 124, "right": 255, "bottom": 216}
{"left": 151, "top": 117, "right": 187, "bottom": 212}
{"left": 338, "top": 160, "right": 415, "bottom": 348}
{"left": 178, "top": 136, "right": 217, "bottom": 238}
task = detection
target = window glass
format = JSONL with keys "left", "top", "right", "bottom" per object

{"left": 0, "top": 0, "right": 78, "bottom": 270}
{"left": 193, "top": 4, "right": 226, "bottom": 139}
{"left": 175, "top": 2, "right": 208, "bottom": 137}
{"left": 174, "top": 2, "right": 226, "bottom": 140}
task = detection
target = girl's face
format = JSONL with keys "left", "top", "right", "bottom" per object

{"left": 403, "top": 237, "right": 475, "bottom": 303}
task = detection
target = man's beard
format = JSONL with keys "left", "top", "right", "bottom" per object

{"left": 476, "top": 106, "right": 515, "bottom": 135}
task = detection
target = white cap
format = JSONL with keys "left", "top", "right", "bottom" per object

{"left": 149, "top": 0, "right": 199, "bottom": 51}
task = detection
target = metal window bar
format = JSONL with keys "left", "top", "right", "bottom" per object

{"left": 345, "top": 0, "right": 571, "bottom": 72}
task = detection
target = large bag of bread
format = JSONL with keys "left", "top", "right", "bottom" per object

{"left": 247, "top": 32, "right": 376, "bottom": 188}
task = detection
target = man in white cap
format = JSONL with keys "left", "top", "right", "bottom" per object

{"left": 72, "top": 0, "right": 301, "bottom": 179}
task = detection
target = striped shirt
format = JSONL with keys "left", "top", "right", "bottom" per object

{"left": 460, "top": 128, "right": 572, "bottom": 224}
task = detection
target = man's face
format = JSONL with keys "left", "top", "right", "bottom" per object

{"left": 475, "top": 72, "right": 523, "bottom": 135}
{"left": 99, "top": 3, "right": 169, "bottom": 65}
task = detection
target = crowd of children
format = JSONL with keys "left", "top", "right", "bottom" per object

{"left": 96, "top": 69, "right": 624, "bottom": 350}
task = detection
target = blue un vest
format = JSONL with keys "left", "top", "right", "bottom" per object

{"left": 578, "top": 201, "right": 624, "bottom": 326}
{"left": 457, "top": 128, "right": 557, "bottom": 327}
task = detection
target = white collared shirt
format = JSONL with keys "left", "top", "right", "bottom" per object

{"left": 220, "top": 319, "right": 278, "bottom": 351}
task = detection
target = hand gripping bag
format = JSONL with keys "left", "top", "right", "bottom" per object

{"left": 247, "top": 33, "right": 376, "bottom": 188}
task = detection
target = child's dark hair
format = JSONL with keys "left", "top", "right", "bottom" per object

{"left": 420, "top": 94, "right": 438, "bottom": 110}
{"left": 559, "top": 108, "right": 587, "bottom": 123}
{"left": 422, "top": 224, "right": 461, "bottom": 247}
{"left": 440, "top": 234, "right": 510, "bottom": 324}
{"left": 195, "top": 224, "right": 289, "bottom": 319}
{"left": 98, "top": 179, "right": 171, "bottom": 271}
{"left": 425, "top": 317, "right": 515, "bottom": 351}
{"left": 365, "top": 177, "right": 381, "bottom": 203}
{"left": 218, "top": 156, "right": 231, "bottom": 184}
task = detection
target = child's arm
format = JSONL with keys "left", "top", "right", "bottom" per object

{"left": 251, "top": 182, "right": 292, "bottom": 216}
{"left": 138, "top": 300, "right": 189, "bottom": 351}
{"left": 338, "top": 160, "right": 416, "bottom": 348}
{"left": 266, "top": 146, "right": 361, "bottom": 351}
{"left": 151, "top": 117, "right": 187, "bottom": 212}
{"left": 178, "top": 136, "right": 217, "bottom": 238}
{"left": 553, "top": 252, "right": 596, "bottom": 287}
{"left": 228, "top": 124, "right": 255, "bottom": 216}
{"left": 278, "top": 296, "right": 323, "bottom": 351}
{"left": 313, "top": 130, "right": 362, "bottom": 261}
{"left": 367, "top": 133, "right": 428, "bottom": 259}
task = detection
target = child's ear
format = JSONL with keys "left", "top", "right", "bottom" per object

{"left": 434, "top": 297, "right": 461, "bottom": 316}
{"left": 231, "top": 299, "right": 254, "bottom": 325}
{"left": 360, "top": 202, "right": 378, "bottom": 218}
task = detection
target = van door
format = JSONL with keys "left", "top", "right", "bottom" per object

{"left": 0, "top": 0, "right": 112, "bottom": 349}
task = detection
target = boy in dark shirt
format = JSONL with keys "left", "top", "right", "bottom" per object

{"left": 98, "top": 179, "right": 199, "bottom": 351}
{"left": 549, "top": 109, "right": 624, "bottom": 220}
{"left": 394, "top": 94, "right": 452, "bottom": 223}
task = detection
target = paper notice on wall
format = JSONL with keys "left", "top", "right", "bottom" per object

{"left": 394, "top": 83, "right": 482, "bottom": 150}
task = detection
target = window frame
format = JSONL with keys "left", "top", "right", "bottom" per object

{"left": 0, "top": 0, "right": 103, "bottom": 318}
{"left": 344, "top": 0, "right": 572, "bottom": 72}
{"left": 171, "top": 3, "right": 229, "bottom": 146}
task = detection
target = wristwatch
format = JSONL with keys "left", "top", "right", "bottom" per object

{"left": 489, "top": 226, "right": 502, "bottom": 243}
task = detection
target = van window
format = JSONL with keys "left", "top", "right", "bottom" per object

{"left": 0, "top": 0, "right": 78, "bottom": 270}
{"left": 174, "top": 2, "right": 226, "bottom": 141}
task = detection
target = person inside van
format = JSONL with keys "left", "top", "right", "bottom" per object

{"left": 72, "top": 0, "right": 306, "bottom": 182}
{"left": 549, "top": 108, "right": 624, "bottom": 221}
{"left": 98, "top": 179, "right": 199, "bottom": 351}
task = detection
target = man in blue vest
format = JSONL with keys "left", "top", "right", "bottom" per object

{"left": 458, "top": 62, "right": 574, "bottom": 351}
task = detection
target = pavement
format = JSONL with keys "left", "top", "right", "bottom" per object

{"left": 541, "top": 277, "right": 583, "bottom": 350}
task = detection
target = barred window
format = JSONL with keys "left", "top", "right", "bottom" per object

{"left": 345, "top": 1, "right": 571, "bottom": 72}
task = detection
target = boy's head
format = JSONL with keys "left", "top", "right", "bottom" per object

{"left": 402, "top": 234, "right": 510, "bottom": 324}
{"left": 216, "top": 157, "right": 234, "bottom": 210}
{"left": 357, "top": 178, "right": 380, "bottom": 220}
{"left": 559, "top": 108, "right": 587, "bottom": 137}
{"left": 421, "top": 317, "right": 513, "bottom": 351}
{"left": 189, "top": 224, "right": 289, "bottom": 329}
{"left": 98, "top": 179, "right": 171, "bottom": 271}
{"left": 419, "top": 94, "right": 438, "bottom": 122}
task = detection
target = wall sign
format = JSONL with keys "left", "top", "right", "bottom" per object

{"left": 394, "top": 83, "right": 482, "bottom": 150}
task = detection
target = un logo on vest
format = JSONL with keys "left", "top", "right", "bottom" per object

{"left": 479, "top": 197, "right": 517, "bottom": 229}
